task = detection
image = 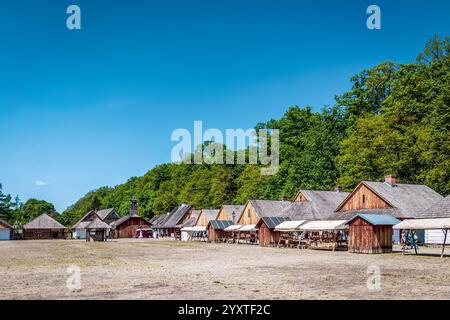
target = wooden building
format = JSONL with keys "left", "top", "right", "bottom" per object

{"left": 207, "top": 220, "right": 233, "bottom": 242}
{"left": 0, "top": 219, "right": 12, "bottom": 241}
{"left": 256, "top": 216, "right": 291, "bottom": 247}
{"left": 23, "top": 213, "right": 68, "bottom": 240}
{"left": 195, "top": 209, "right": 220, "bottom": 227}
{"left": 347, "top": 214, "right": 400, "bottom": 254}
{"left": 73, "top": 208, "right": 120, "bottom": 239}
{"left": 330, "top": 175, "right": 443, "bottom": 245}
{"left": 152, "top": 204, "right": 195, "bottom": 238}
{"left": 237, "top": 200, "right": 291, "bottom": 225}
{"left": 110, "top": 198, "right": 151, "bottom": 238}
{"left": 85, "top": 217, "right": 110, "bottom": 242}
{"left": 216, "top": 205, "right": 244, "bottom": 223}
{"left": 419, "top": 195, "right": 450, "bottom": 245}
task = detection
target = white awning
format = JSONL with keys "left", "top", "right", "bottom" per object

{"left": 393, "top": 218, "right": 450, "bottom": 230}
{"left": 181, "top": 226, "right": 207, "bottom": 232}
{"left": 299, "top": 220, "right": 348, "bottom": 231}
{"left": 224, "top": 224, "right": 243, "bottom": 232}
{"left": 274, "top": 220, "right": 306, "bottom": 232}
{"left": 238, "top": 224, "right": 258, "bottom": 232}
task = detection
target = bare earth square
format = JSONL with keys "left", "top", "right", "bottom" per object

{"left": 0, "top": 239, "right": 449, "bottom": 300}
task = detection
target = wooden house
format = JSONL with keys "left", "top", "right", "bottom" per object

{"left": 152, "top": 204, "right": 194, "bottom": 238}
{"left": 347, "top": 214, "right": 400, "bottom": 254}
{"left": 73, "top": 208, "right": 120, "bottom": 239}
{"left": 195, "top": 209, "right": 220, "bottom": 227}
{"left": 23, "top": 213, "right": 68, "bottom": 240}
{"left": 110, "top": 199, "right": 151, "bottom": 238}
{"left": 330, "top": 175, "right": 443, "bottom": 244}
{"left": 0, "top": 219, "right": 12, "bottom": 241}
{"left": 256, "top": 216, "right": 291, "bottom": 247}
{"left": 207, "top": 220, "right": 233, "bottom": 242}
{"left": 216, "top": 205, "right": 244, "bottom": 223}
{"left": 85, "top": 217, "right": 110, "bottom": 242}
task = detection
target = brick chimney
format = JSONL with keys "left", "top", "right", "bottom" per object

{"left": 385, "top": 174, "right": 397, "bottom": 187}
{"left": 335, "top": 186, "right": 342, "bottom": 193}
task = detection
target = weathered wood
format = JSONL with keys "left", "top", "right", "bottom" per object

{"left": 348, "top": 217, "right": 393, "bottom": 254}
{"left": 338, "top": 184, "right": 391, "bottom": 212}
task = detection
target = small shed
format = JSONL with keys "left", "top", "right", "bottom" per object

{"left": 347, "top": 214, "right": 400, "bottom": 254}
{"left": 85, "top": 217, "right": 110, "bottom": 242}
{"left": 256, "top": 216, "right": 291, "bottom": 247}
{"left": 0, "top": 219, "right": 12, "bottom": 240}
{"left": 23, "top": 213, "right": 67, "bottom": 240}
{"left": 207, "top": 220, "right": 233, "bottom": 242}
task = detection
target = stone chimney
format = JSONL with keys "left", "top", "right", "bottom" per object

{"left": 335, "top": 186, "right": 342, "bottom": 193}
{"left": 130, "top": 197, "right": 138, "bottom": 217}
{"left": 385, "top": 174, "right": 397, "bottom": 187}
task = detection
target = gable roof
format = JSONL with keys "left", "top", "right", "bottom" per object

{"left": 199, "top": 209, "right": 220, "bottom": 223}
{"left": 347, "top": 214, "right": 401, "bottom": 226}
{"left": 245, "top": 200, "right": 292, "bottom": 219}
{"left": 159, "top": 204, "right": 193, "bottom": 228}
{"left": 336, "top": 181, "right": 443, "bottom": 218}
{"left": 96, "top": 208, "right": 119, "bottom": 220}
{"left": 221, "top": 205, "right": 244, "bottom": 217}
{"left": 111, "top": 214, "right": 149, "bottom": 227}
{"left": 73, "top": 210, "right": 98, "bottom": 229}
{"left": 0, "top": 219, "right": 12, "bottom": 229}
{"left": 86, "top": 217, "right": 111, "bottom": 229}
{"left": 257, "top": 216, "right": 291, "bottom": 229}
{"left": 420, "top": 195, "right": 450, "bottom": 219}
{"left": 150, "top": 214, "right": 169, "bottom": 228}
{"left": 281, "top": 190, "right": 350, "bottom": 220}
{"left": 23, "top": 213, "right": 67, "bottom": 229}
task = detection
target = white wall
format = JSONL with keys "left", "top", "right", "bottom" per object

{"left": 425, "top": 230, "right": 450, "bottom": 245}
{"left": 73, "top": 228, "right": 86, "bottom": 239}
{"left": 0, "top": 229, "right": 11, "bottom": 240}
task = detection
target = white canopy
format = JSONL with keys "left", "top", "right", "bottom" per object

{"left": 274, "top": 220, "right": 306, "bottom": 232}
{"left": 299, "top": 220, "right": 348, "bottom": 231}
{"left": 238, "top": 224, "right": 258, "bottom": 232}
{"left": 224, "top": 224, "right": 243, "bottom": 232}
{"left": 181, "top": 226, "right": 207, "bottom": 232}
{"left": 393, "top": 218, "right": 450, "bottom": 230}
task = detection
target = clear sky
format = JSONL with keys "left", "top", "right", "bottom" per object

{"left": 0, "top": 0, "right": 449, "bottom": 211}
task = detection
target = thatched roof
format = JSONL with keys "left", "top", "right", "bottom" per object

{"left": 158, "top": 204, "right": 193, "bottom": 228}
{"left": 86, "top": 217, "right": 110, "bottom": 229}
{"left": 247, "top": 200, "right": 292, "bottom": 218}
{"left": 23, "top": 213, "right": 67, "bottom": 230}
{"left": 335, "top": 181, "right": 443, "bottom": 219}
{"left": 420, "top": 195, "right": 450, "bottom": 219}
{"left": 281, "top": 190, "right": 350, "bottom": 220}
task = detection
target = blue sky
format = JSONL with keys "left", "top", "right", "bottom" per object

{"left": 0, "top": 0, "right": 449, "bottom": 211}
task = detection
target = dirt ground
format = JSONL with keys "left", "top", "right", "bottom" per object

{"left": 0, "top": 239, "right": 449, "bottom": 300}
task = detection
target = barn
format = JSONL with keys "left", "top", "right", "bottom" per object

{"left": 110, "top": 198, "right": 151, "bottom": 238}
{"left": 0, "top": 219, "right": 12, "bottom": 241}
{"left": 23, "top": 213, "right": 68, "bottom": 240}
{"left": 256, "top": 216, "right": 291, "bottom": 247}
{"left": 207, "top": 220, "right": 233, "bottom": 242}
{"left": 330, "top": 175, "right": 443, "bottom": 244}
{"left": 347, "top": 214, "right": 400, "bottom": 254}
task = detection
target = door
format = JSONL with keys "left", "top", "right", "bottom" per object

{"left": 0, "top": 229, "right": 11, "bottom": 240}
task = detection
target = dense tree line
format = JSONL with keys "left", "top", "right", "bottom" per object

{"left": 2, "top": 37, "right": 449, "bottom": 227}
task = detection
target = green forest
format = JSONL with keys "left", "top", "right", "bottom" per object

{"left": 1, "top": 36, "right": 449, "bottom": 227}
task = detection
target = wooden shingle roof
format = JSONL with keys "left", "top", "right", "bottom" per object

{"left": 248, "top": 200, "right": 292, "bottom": 218}
{"left": 23, "top": 213, "right": 67, "bottom": 230}
{"left": 421, "top": 195, "right": 450, "bottom": 219}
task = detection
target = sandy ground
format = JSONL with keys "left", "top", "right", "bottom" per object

{"left": 0, "top": 239, "right": 449, "bottom": 300}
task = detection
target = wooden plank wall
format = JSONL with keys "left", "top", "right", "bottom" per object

{"left": 339, "top": 184, "right": 391, "bottom": 212}
{"left": 237, "top": 202, "right": 259, "bottom": 225}
{"left": 349, "top": 217, "right": 393, "bottom": 253}
{"left": 118, "top": 217, "right": 150, "bottom": 238}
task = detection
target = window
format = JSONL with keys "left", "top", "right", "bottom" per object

{"left": 247, "top": 209, "right": 251, "bottom": 219}
{"left": 362, "top": 194, "right": 366, "bottom": 204}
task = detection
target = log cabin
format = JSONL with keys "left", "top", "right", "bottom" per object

{"left": 330, "top": 175, "right": 443, "bottom": 246}
{"left": 72, "top": 208, "right": 120, "bottom": 239}
{"left": 110, "top": 199, "right": 151, "bottom": 238}
{"left": 0, "top": 219, "right": 12, "bottom": 241}
{"left": 23, "top": 213, "right": 68, "bottom": 240}
{"left": 216, "top": 205, "right": 245, "bottom": 223}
